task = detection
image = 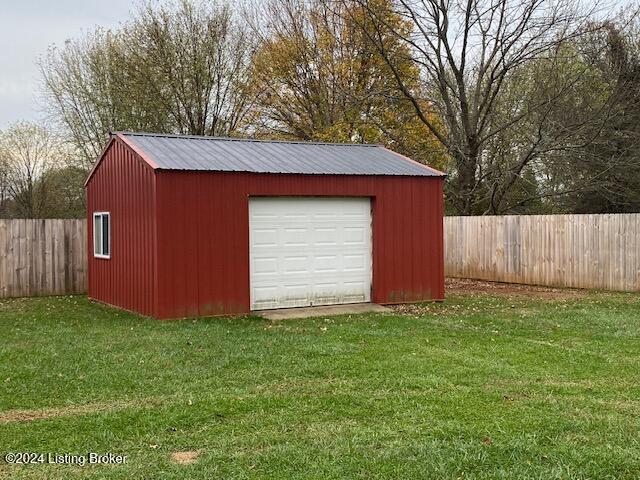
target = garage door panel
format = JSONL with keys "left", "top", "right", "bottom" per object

{"left": 252, "top": 228, "right": 278, "bottom": 247}
{"left": 253, "top": 257, "right": 278, "bottom": 275}
{"left": 282, "top": 284, "right": 312, "bottom": 299}
{"left": 313, "top": 213, "right": 339, "bottom": 221}
{"left": 313, "top": 227, "right": 338, "bottom": 246}
{"left": 315, "top": 282, "right": 339, "bottom": 292}
{"left": 252, "top": 286, "right": 278, "bottom": 302}
{"left": 315, "top": 255, "right": 339, "bottom": 273}
{"left": 282, "top": 227, "right": 310, "bottom": 246}
{"left": 251, "top": 211, "right": 279, "bottom": 220}
{"left": 343, "top": 209, "right": 368, "bottom": 219}
{"left": 343, "top": 254, "right": 366, "bottom": 271}
{"left": 283, "top": 255, "right": 310, "bottom": 273}
{"left": 344, "top": 226, "right": 366, "bottom": 245}
{"left": 250, "top": 197, "right": 372, "bottom": 310}
{"left": 282, "top": 216, "right": 307, "bottom": 224}
{"left": 342, "top": 281, "right": 367, "bottom": 300}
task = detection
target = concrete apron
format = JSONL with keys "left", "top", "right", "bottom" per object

{"left": 255, "top": 303, "right": 390, "bottom": 320}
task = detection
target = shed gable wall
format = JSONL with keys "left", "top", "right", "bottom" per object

{"left": 154, "top": 171, "right": 444, "bottom": 319}
{"left": 86, "top": 140, "right": 157, "bottom": 316}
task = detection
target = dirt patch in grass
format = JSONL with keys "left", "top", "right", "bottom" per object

{"left": 170, "top": 450, "right": 200, "bottom": 465}
{"left": 445, "top": 278, "right": 588, "bottom": 299}
{"left": 0, "top": 397, "right": 165, "bottom": 424}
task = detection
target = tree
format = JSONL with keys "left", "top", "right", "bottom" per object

{"left": 247, "top": 0, "right": 448, "bottom": 168}
{"left": 345, "top": 0, "right": 606, "bottom": 214}
{"left": 41, "top": 29, "right": 142, "bottom": 166}
{"left": 40, "top": 0, "right": 255, "bottom": 166}
{"left": 559, "top": 20, "right": 640, "bottom": 213}
{"left": 0, "top": 122, "right": 73, "bottom": 218}
{"left": 476, "top": 42, "right": 613, "bottom": 214}
{"left": 36, "top": 166, "right": 87, "bottom": 218}
{"left": 0, "top": 155, "right": 10, "bottom": 217}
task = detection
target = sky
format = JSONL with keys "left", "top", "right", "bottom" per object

{"left": 0, "top": 0, "right": 635, "bottom": 130}
{"left": 0, "top": 0, "right": 135, "bottom": 129}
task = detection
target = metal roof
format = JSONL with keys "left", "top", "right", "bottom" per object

{"left": 115, "top": 132, "right": 444, "bottom": 177}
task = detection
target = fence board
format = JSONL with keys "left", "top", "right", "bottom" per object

{"left": 445, "top": 213, "right": 640, "bottom": 292}
{"left": 0, "top": 219, "right": 87, "bottom": 298}
{"left": 1, "top": 215, "right": 638, "bottom": 298}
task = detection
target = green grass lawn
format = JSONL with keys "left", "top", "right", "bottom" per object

{"left": 1, "top": 286, "right": 640, "bottom": 479}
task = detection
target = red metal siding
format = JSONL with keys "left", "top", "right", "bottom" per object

{"left": 86, "top": 139, "right": 157, "bottom": 317}
{"left": 154, "top": 171, "right": 444, "bottom": 319}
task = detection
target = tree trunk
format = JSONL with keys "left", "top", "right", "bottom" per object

{"left": 452, "top": 146, "right": 479, "bottom": 215}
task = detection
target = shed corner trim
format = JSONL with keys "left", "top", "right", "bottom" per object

{"left": 114, "top": 132, "right": 160, "bottom": 170}
{"left": 380, "top": 147, "right": 447, "bottom": 177}
{"left": 84, "top": 133, "right": 160, "bottom": 188}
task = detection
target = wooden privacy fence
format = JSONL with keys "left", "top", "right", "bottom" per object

{"left": 1, "top": 215, "right": 639, "bottom": 298}
{"left": 445, "top": 213, "right": 640, "bottom": 291}
{"left": 0, "top": 219, "right": 87, "bottom": 298}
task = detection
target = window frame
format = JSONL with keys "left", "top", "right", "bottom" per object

{"left": 93, "top": 212, "right": 111, "bottom": 259}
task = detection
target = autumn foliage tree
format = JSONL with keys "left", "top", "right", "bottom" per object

{"left": 247, "top": 0, "right": 448, "bottom": 169}
{"left": 36, "top": 0, "right": 640, "bottom": 216}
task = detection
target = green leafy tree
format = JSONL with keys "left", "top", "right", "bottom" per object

{"left": 36, "top": 166, "right": 87, "bottom": 218}
{"left": 560, "top": 21, "right": 640, "bottom": 213}
{"left": 0, "top": 122, "right": 74, "bottom": 218}
{"left": 40, "top": 0, "right": 255, "bottom": 166}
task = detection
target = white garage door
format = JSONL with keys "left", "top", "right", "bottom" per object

{"left": 249, "top": 197, "right": 372, "bottom": 310}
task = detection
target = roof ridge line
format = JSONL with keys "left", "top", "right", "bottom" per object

{"left": 114, "top": 131, "right": 383, "bottom": 148}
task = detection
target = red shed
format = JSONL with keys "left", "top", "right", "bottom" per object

{"left": 85, "top": 132, "right": 445, "bottom": 319}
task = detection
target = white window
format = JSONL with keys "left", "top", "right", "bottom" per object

{"left": 93, "top": 212, "right": 110, "bottom": 259}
